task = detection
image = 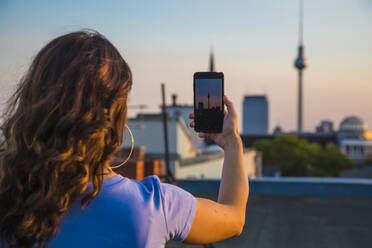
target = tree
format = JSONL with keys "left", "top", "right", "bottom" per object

{"left": 310, "top": 143, "right": 355, "bottom": 177}
{"left": 253, "top": 136, "right": 355, "bottom": 177}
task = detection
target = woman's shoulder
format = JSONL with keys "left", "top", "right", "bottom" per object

{"left": 116, "top": 175, "right": 197, "bottom": 241}
{"left": 86, "top": 174, "right": 197, "bottom": 242}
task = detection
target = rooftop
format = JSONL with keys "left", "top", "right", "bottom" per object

{"left": 166, "top": 177, "right": 372, "bottom": 248}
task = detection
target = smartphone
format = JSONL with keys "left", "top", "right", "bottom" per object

{"left": 193, "top": 72, "right": 224, "bottom": 133}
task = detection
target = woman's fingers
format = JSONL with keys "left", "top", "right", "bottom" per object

{"left": 198, "top": 132, "right": 206, "bottom": 138}
{"left": 224, "top": 95, "right": 237, "bottom": 117}
{"left": 189, "top": 113, "right": 195, "bottom": 128}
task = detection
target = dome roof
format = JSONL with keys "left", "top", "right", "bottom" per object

{"left": 339, "top": 116, "right": 368, "bottom": 132}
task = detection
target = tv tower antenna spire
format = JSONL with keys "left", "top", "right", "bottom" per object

{"left": 299, "top": 0, "right": 304, "bottom": 45}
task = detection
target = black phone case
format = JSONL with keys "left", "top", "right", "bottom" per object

{"left": 193, "top": 72, "right": 224, "bottom": 133}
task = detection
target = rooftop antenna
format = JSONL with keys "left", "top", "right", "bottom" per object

{"left": 161, "top": 83, "right": 177, "bottom": 185}
{"left": 299, "top": 0, "right": 304, "bottom": 45}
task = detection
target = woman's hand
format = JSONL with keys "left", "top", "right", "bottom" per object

{"left": 189, "top": 95, "right": 241, "bottom": 149}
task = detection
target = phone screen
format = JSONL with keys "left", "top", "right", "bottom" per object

{"left": 194, "top": 73, "right": 224, "bottom": 133}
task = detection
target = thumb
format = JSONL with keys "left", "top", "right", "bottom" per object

{"left": 224, "top": 95, "right": 237, "bottom": 117}
{"left": 198, "top": 132, "right": 215, "bottom": 140}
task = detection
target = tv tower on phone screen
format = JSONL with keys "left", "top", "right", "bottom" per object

{"left": 294, "top": 0, "right": 307, "bottom": 133}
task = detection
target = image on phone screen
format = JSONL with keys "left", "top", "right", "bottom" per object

{"left": 194, "top": 75, "right": 224, "bottom": 132}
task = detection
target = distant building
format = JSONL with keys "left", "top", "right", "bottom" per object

{"left": 316, "top": 120, "right": 334, "bottom": 133}
{"left": 127, "top": 113, "right": 196, "bottom": 153}
{"left": 127, "top": 111, "right": 260, "bottom": 179}
{"left": 243, "top": 95, "right": 268, "bottom": 135}
{"left": 338, "top": 116, "right": 372, "bottom": 164}
{"left": 242, "top": 115, "right": 372, "bottom": 170}
{"left": 164, "top": 94, "right": 204, "bottom": 149}
{"left": 166, "top": 94, "right": 194, "bottom": 124}
{"left": 338, "top": 116, "right": 367, "bottom": 140}
{"left": 273, "top": 125, "right": 283, "bottom": 136}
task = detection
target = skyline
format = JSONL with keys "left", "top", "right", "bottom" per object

{"left": 0, "top": 0, "right": 371, "bottom": 132}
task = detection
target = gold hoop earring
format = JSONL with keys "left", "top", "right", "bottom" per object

{"left": 109, "top": 124, "right": 134, "bottom": 169}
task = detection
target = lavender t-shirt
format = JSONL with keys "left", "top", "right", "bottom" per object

{"left": 48, "top": 175, "right": 197, "bottom": 247}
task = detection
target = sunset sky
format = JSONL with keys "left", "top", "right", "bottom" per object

{"left": 0, "top": 0, "right": 371, "bottom": 132}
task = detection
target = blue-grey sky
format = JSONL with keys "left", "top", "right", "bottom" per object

{"left": 0, "top": 0, "right": 371, "bottom": 132}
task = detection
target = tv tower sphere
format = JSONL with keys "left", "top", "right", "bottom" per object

{"left": 294, "top": 47, "right": 307, "bottom": 70}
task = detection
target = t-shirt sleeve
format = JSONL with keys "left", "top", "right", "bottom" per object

{"left": 158, "top": 179, "right": 197, "bottom": 242}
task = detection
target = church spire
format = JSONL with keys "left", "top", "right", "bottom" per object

{"left": 209, "top": 50, "right": 215, "bottom": 72}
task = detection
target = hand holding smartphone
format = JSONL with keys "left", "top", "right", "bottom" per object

{"left": 189, "top": 95, "right": 241, "bottom": 149}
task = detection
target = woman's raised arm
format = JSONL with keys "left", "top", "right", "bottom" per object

{"left": 183, "top": 96, "right": 249, "bottom": 244}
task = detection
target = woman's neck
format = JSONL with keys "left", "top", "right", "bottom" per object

{"left": 103, "top": 168, "right": 118, "bottom": 181}
{"left": 79, "top": 168, "right": 118, "bottom": 194}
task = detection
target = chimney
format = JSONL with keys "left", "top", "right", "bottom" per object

{"left": 171, "top": 94, "right": 178, "bottom": 106}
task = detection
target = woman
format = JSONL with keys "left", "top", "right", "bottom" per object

{"left": 0, "top": 30, "right": 248, "bottom": 248}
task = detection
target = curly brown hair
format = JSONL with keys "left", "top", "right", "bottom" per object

{"left": 0, "top": 30, "right": 132, "bottom": 247}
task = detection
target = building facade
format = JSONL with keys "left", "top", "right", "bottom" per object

{"left": 243, "top": 95, "right": 268, "bottom": 135}
{"left": 338, "top": 116, "right": 372, "bottom": 164}
{"left": 316, "top": 120, "right": 334, "bottom": 133}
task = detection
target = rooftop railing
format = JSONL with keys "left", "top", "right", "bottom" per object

{"left": 178, "top": 177, "right": 372, "bottom": 197}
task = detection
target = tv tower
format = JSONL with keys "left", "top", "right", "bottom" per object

{"left": 207, "top": 90, "right": 210, "bottom": 109}
{"left": 294, "top": 0, "right": 307, "bottom": 133}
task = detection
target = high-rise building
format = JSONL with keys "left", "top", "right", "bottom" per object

{"left": 243, "top": 95, "right": 269, "bottom": 135}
